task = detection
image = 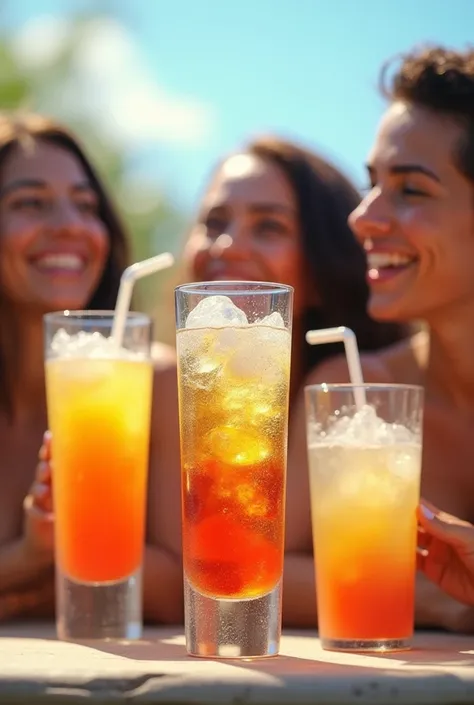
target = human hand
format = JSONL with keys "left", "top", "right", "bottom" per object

{"left": 22, "top": 431, "right": 54, "bottom": 560}
{"left": 418, "top": 500, "right": 474, "bottom": 608}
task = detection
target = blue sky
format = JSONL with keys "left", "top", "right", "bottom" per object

{"left": 3, "top": 0, "right": 474, "bottom": 213}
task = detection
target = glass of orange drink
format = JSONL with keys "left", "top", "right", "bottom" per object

{"left": 44, "top": 311, "right": 153, "bottom": 641}
{"left": 175, "top": 282, "right": 293, "bottom": 658}
{"left": 305, "top": 383, "right": 423, "bottom": 652}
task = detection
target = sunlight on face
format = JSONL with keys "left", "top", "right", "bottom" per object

{"left": 349, "top": 101, "right": 474, "bottom": 322}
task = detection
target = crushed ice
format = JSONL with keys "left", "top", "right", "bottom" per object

{"left": 49, "top": 328, "right": 146, "bottom": 361}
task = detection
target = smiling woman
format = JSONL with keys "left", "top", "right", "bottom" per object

{"left": 0, "top": 116, "right": 128, "bottom": 399}
{"left": 0, "top": 112, "right": 183, "bottom": 627}
{"left": 183, "top": 136, "right": 407, "bottom": 400}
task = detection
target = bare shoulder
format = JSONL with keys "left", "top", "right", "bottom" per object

{"left": 377, "top": 329, "right": 428, "bottom": 385}
{"left": 305, "top": 330, "right": 429, "bottom": 388}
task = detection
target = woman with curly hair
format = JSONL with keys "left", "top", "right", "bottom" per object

{"left": 286, "top": 45, "right": 474, "bottom": 632}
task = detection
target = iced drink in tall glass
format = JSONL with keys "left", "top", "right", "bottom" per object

{"left": 306, "top": 384, "right": 423, "bottom": 652}
{"left": 44, "top": 311, "right": 153, "bottom": 641}
{"left": 176, "top": 283, "right": 293, "bottom": 658}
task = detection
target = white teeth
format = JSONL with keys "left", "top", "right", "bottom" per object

{"left": 366, "top": 253, "right": 413, "bottom": 269}
{"left": 36, "top": 254, "right": 84, "bottom": 271}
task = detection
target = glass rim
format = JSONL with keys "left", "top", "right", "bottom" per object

{"left": 43, "top": 310, "right": 151, "bottom": 326}
{"left": 175, "top": 280, "right": 294, "bottom": 296}
{"left": 305, "top": 382, "right": 423, "bottom": 394}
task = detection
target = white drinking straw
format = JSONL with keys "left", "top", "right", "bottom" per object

{"left": 305, "top": 326, "right": 366, "bottom": 409}
{"left": 111, "top": 252, "right": 175, "bottom": 347}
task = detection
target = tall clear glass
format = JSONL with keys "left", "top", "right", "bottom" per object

{"left": 305, "top": 383, "right": 423, "bottom": 652}
{"left": 44, "top": 311, "right": 153, "bottom": 641}
{"left": 175, "top": 282, "right": 293, "bottom": 658}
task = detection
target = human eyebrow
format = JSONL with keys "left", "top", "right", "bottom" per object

{"left": 389, "top": 164, "right": 441, "bottom": 183}
{"left": 0, "top": 178, "right": 48, "bottom": 197}
{"left": 248, "top": 203, "right": 296, "bottom": 216}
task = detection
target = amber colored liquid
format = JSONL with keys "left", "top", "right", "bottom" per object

{"left": 309, "top": 443, "right": 421, "bottom": 641}
{"left": 46, "top": 357, "right": 153, "bottom": 583}
{"left": 177, "top": 325, "right": 291, "bottom": 600}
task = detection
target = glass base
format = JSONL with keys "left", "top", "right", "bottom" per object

{"left": 56, "top": 567, "right": 142, "bottom": 641}
{"left": 321, "top": 636, "right": 412, "bottom": 653}
{"left": 184, "top": 577, "right": 281, "bottom": 658}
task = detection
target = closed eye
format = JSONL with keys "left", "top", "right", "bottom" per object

{"left": 10, "top": 196, "right": 48, "bottom": 211}
{"left": 75, "top": 198, "right": 99, "bottom": 215}
{"left": 255, "top": 218, "right": 289, "bottom": 237}
{"left": 204, "top": 215, "right": 227, "bottom": 233}
{"left": 402, "top": 185, "right": 429, "bottom": 197}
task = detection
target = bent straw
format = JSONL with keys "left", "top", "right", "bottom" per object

{"left": 305, "top": 326, "right": 366, "bottom": 409}
{"left": 111, "top": 252, "right": 175, "bottom": 347}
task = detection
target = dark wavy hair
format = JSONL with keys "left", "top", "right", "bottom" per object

{"left": 0, "top": 112, "right": 130, "bottom": 413}
{"left": 380, "top": 45, "right": 474, "bottom": 183}
{"left": 243, "top": 136, "right": 408, "bottom": 373}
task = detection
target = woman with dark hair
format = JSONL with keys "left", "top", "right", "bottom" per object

{"left": 180, "top": 135, "right": 409, "bottom": 625}
{"left": 183, "top": 135, "right": 406, "bottom": 401}
{"left": 0, "top": 112, "right": 182, "bottom": 623}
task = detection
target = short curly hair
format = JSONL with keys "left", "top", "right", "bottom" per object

{"left": 380, "top": 46, "right": 474, "bottom": 182}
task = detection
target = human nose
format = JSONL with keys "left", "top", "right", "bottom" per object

{"left": 48, "top": 199, "right": 85, "bottom": 235}
{"left": 349, "top": 188, "right": 392, "bottom": 245}
{"left": 210, "top": 221, "right": 249, "bottom": 260}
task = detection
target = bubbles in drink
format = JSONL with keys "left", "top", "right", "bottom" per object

{"left": 206, "top": 426, "right": 271, "bottom": 467}
{"left": 179, "top": 294, "right": 290, "bottom": 599}
{"left": 227, "top": 327, "right": 290, "bottom": 385}
{"left": 179, "top": 297, "right": 291, "bottom": 392}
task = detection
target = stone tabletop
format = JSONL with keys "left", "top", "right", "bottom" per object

{"left": 1, "top": 623, "right": 474, "bottom": 704}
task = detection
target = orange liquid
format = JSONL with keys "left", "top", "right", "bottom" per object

{"left": 177, "top": 325, "right": 290, "bottom": 600}
{"left": 46, "top": 357, "right": 153, "bottom": 583}
{"left": 182, "top": 458, "right": 284, "bottom": 598}
{"left": 316, "top": 542, "right": 416, "bottom": 640}
{"left": 309, "top": 443, "right": 420, "bottom": 642}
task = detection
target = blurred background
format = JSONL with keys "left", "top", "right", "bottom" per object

{"left": 1, "top": 0, "right": 472, "bottom": 343}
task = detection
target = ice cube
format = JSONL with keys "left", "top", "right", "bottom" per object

{"left": 206, "top": 425, "right": 270, "bottom": 466}
{"left": 213, "top": 327, "right": 244, "bottom": 356}
{"left": 49, "top": 329, "right": 144, "bottom": 361}
{"left": 323, "top": 404, "right": 419, "bottom": 447}
{"left": 177, "top": 329, "right": 222, "bottom": 389}
{"left": 256, "top": 311, "right": 285, "bottom": 329}
{"left": 51, "top": 329, "right": 112, "bottom": 357}
{"left": 226, "top": 326, "right": 290, "bottom": 384}
{"left": 185, "top": 295, "right": 248, "bottom": 329}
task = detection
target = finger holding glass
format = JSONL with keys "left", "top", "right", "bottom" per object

{"left": 418, "top": 502, "right": 474, "bottom": 607}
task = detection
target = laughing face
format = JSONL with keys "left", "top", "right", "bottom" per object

{"left": 0, "top": 139, "right": 109, "bottom": 313}
{"left": 349, "top": 101, "right": 474, "bottom": 322}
